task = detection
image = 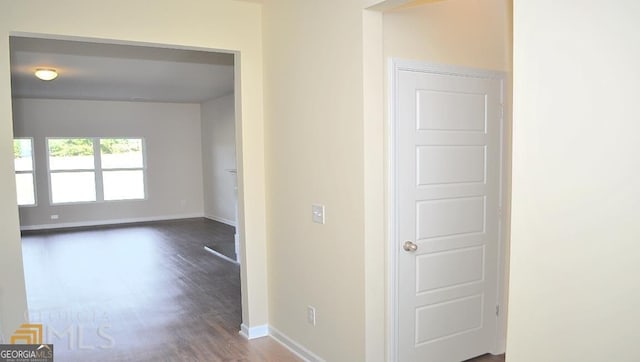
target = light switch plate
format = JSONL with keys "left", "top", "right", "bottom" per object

{"left": 312, "top": 204, "right": 325, "bottom": 224}
{"left": 307, "top": 305, "right": 316, "bottom": 326}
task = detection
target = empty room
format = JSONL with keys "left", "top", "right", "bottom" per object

{"left": 8, "top": 36, "right": 287, "bottom": 360}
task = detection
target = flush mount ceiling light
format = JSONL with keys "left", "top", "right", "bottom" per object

{"left": 34, "top": 68, "right": 58, "bottom": 81}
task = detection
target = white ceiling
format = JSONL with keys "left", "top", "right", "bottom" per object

{"left": 10, "top": 37, "right": 235, "bottom": 103}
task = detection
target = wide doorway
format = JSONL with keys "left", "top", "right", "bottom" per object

{"left": 9, "top": 36, "right": 261, "bottom": 359}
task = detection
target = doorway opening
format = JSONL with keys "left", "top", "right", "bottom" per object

{"left": 376, "top": 0, "right": 513, "bottom": 360}
{"left": 9, "top": 35, "right": 252, "bottom": 357}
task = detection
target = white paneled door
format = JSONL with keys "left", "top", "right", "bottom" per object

{"left": 394, "top": 62, "right": 503, "bottom": 362}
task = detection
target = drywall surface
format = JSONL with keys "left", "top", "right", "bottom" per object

{"left": 508, "top": 0, "right": 640, "bottom": 360}
{"left": 12, "top": 98, "right": 204, "bottom": 228}
{"left": 0, "top": 0, "right": 266, "bottom": 342}
{"left": 262, "top": 1, "right": 366, "bottom": 360}
{"left": 363, "top": 9, "right": 386, "bottom": 362}
{"left": 383, "top": 0, "right": 511, "bottom": 71}
{"left": 201, "top": 94, "right": 237, "bottom": 225}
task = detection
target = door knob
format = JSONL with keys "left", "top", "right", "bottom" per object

{"left": 403, "top": 241, "right": 418, "bottom": 252}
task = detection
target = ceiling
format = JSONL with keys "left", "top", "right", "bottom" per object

{"left": 10, "top": 37, "right": 235, "bottom": 103}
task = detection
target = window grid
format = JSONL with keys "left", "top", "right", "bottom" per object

{"left": 47, "top": 137, "right": 146, "bottom": 204}
{"left": 14, "top": 138, "right": 36, "bottom": 206}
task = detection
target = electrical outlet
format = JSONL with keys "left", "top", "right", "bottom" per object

{"left": 50, "top": 215, "right": 59, "bottom": 220}
{"left": 307, "top": 305, "right": 316, "bottom": 326}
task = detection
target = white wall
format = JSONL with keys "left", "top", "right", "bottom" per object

{"left": 201, "top": 93, "right": 237, "bottom": 226}
{"left": 12, "top": 98, "right": 204, "bottom": 229}
{"left": 261, "top": 1, "right": 513, "bottom": 360}
{"left": 508, "top": 1, "right": 640, "bottom": 361}
{"left": 262, "top": 1, "right": 366, "bottom": 360}
{"left": 362, "top": 10, "right": 386, "bottom": 362}
{"left": 383, "top": 0, "right": 511, "bottom": 71}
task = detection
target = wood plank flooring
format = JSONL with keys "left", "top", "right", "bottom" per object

{"left": 200, "top": 220, "right": 237, "bottom": 262}
{"left": 21, "top": 218, "right": 299, "bottom": 362}
{"left": 22, "top": 218, "right": 506, "bottom": 361}
{"left": 466, "top": 353, "right": 506, "bottom": 362}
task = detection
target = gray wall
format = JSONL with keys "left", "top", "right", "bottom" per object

{"left": 200, "top": 93, "right": 237, "bottom": 225}
{"left": 12, "top": 98, "right": 205, "bottom": 229}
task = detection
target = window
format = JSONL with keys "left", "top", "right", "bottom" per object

{"left": 100, "top": 139, "right": 145, "bottom": 201}
{"left": 14, "top": 138, "right": 36, "bottom": 206}
{"left": 48, "top": 138, "right": 96, "bottom": 203}
{"left": 47, "top": 138, "right": 145, "bottom": 204}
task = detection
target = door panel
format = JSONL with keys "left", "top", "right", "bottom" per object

{"left": 417, "top": 146, "right": 486, "bottom": 185}
{"left": 396, "top": 65, "right": 503, "bottom": 362}
{"left": 416, "top": 90, "right": 487, "bottom": 132}
{"left": 416, "top": 246, "right": 484, "bottom": 293}
{"left": 416, "top": 196, "right": 485, "bottom": 239}
{"left": 415, "top": 294, "right": 484, "bottom": 344}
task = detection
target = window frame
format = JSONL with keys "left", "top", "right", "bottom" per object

{"left": 46, "top": 137, "right": 147, "bottom": 205}
{"left": 100, "top": 138, "right": 147, "bottom": 202}
{"left": 14, "top": 137, "right": 37, "bottom": 207}
{"left": 46, "top": 137, "right": 98, "bottom": 205}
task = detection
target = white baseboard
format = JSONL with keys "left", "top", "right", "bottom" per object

{"left": 204, "top": 246, "right": 239, "bottom": 264}
{"left": 239, "top": 324, "right": 269, "bottom": 340}
{"left": 204, "top": 214, "right": 236, "bottom": 227}
{"left": 238, "top": 324, "right": 324, "bottom": 361}
{"left": 269, "top": 326, "right": 325, "bottom": 362}
{"left": 20, "top": 213, "right": 205, "bottom": 231}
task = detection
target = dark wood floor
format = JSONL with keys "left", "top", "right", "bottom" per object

{"left": 21, "top": 218, "right": 298, "bottom": 361}
{"left": 22, "top": 218, "right": 506, "bottom": 361}
{"left": 200, "top": 220, "right": 237, "bottom": 262}
{"left": 466, "top": 353, "right": 506, "bottom": 362}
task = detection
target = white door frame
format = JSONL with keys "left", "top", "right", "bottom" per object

{"left": 388, "top": 58, "right": 508, "bottom": 361}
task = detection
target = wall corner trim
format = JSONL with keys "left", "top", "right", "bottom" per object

{"left": 204, "top": 215, "right": 237, "bottom": 227}
{"left": 269, "top": 326, "right": 325, "bottom": 362}
{"left": 239, "top": 323, "right": 269, "bottom": 340}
